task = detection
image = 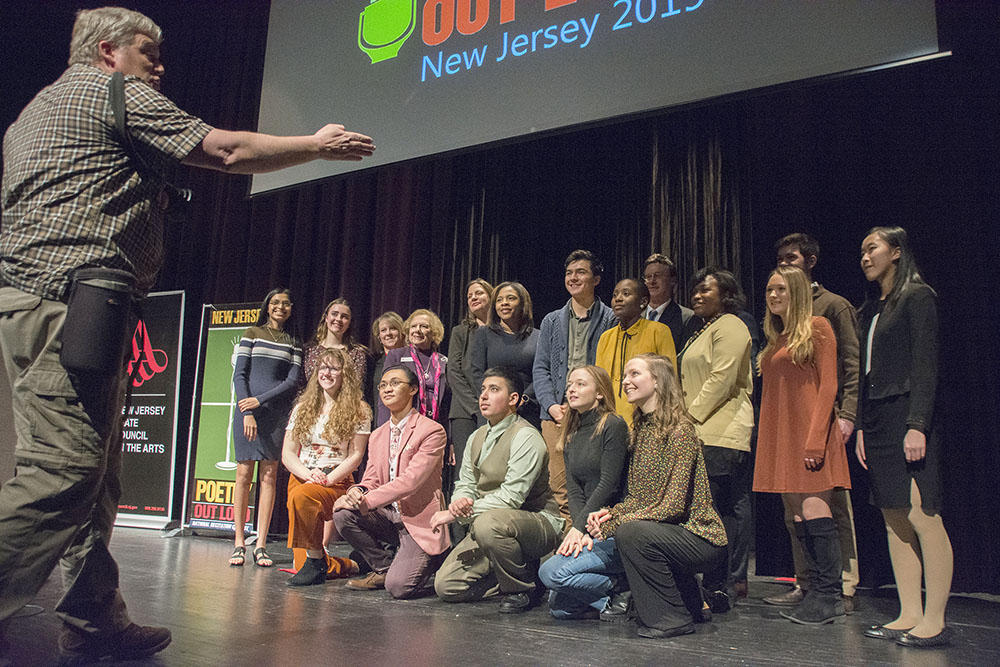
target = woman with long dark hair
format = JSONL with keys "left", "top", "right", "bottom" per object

{"left": 754, "top": 265, "right": 851, "bottom": 625}
{"left": 468, "top": 281, "right": 541, "bottom": 427}
{"left": 856, "top": 226, "right": 952, "bottom": 647}
{"left": 228, "top": 288, "right": 302, "bottom": 568}
{"left": 588, "top": 354, "right": 727, "bottom": 638}
{"left": 538, "top": 366, "right": 629, "bottom": 619}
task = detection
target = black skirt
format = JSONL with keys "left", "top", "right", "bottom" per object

{"left": 860, "top": 393, "right": 942, "bottom": 511}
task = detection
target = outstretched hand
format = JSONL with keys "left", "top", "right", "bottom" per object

{"left": 315, "top": 124, "right": 375, "bottom": 161}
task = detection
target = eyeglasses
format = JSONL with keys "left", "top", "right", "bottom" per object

{"left": 318, "top": 365, "right": 342, "bottom": 375}
{"left": 643, "top": 273, "right": 669, "bottom": 283}
{"left": 377, "top": 379, "right": 413, "bottom": 391}
{"left": 271, "top": 300, "right": 293, "bottom": 308}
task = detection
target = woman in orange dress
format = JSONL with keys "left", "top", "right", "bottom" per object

{"left": 753, "top": 265, "right": 850, "bottom": 626}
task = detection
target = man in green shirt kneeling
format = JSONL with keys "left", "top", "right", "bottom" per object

{"left": 432, "top": 366, "right": 565, "bottom": 613}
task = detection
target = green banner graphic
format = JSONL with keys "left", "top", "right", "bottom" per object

{"left": 359, "top": 0, "right": 417, "bottom": 63}
{"left": 185, "top": 303, "right": 261, "bottom": 532}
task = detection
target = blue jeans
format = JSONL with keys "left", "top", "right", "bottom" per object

{"left": 538, "top": 537, "right": 624, "bottom": 619}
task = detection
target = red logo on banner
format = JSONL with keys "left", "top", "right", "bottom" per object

{"left": 128, "top": 320, "right": 169, "bottom": 387}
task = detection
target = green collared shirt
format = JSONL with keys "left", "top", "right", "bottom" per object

{"left": 567, "top": 299, "right": 596, "bottom": 371}
{"left": 453, "top": 413, "right": 563, "bottom": 533}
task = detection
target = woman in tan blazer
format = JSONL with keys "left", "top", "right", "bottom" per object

{"left": 677, "top": 268, "right": 754, "bottom": 614}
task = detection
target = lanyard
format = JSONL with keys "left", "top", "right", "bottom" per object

{"left": 615, "top": 325, "right": 636, "bottom": 397}
{"left": 408, "top": 345, "right": 443, "bottom": 421}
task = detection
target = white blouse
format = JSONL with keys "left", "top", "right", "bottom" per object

{"left": 286, "top": 406, "right": 370, "bottom": 470}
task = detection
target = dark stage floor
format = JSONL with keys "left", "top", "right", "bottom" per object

{"left": 4, "top": 528, "right": 998, "bottom": 666}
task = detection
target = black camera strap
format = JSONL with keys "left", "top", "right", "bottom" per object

{"left": 107, "top": 71, "right": 192, "bottom": 206}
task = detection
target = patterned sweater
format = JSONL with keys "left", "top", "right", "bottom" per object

{"left": 600, "top": 416, "right": 727, "bottom": 546}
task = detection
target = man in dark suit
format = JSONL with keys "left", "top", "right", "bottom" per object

{"left": 642, "top": 254, "right": 701, "bottom": 352}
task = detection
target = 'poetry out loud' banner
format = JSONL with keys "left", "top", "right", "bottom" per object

{"left": 116, "top": 290, "right": 185, "bottom": 530}
{"left": 182, "top": 303, "right": 261, "bottom": 532}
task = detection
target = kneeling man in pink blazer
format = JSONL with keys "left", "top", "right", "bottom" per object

{"left": 333, "top": 366, "right": 450, "bottom": 598}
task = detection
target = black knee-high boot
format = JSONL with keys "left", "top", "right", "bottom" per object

{"left": 782, "top": 518, "right": 844, "bottom": 625}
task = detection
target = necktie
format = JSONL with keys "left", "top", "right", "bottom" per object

{"left": 389, "top": 425, "right": 403, "bottom": 458}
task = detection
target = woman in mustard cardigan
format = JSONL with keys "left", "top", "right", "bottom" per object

{"left": 677, "top": 268, "right": 754, "bottom": 613}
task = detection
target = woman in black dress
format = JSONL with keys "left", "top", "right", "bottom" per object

{"left": 856, "top": 226, "right": 952, "bottom": 647}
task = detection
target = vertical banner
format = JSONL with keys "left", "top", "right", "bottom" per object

{"left": 183, "top": 303, "right": 261, "bottom": 532}
{"left": 116, "top": 290, "right": 184, "bottom": 529}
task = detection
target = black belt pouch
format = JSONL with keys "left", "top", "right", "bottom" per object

{"left": 60, "top": 267, "right": 137, "bottom": 376}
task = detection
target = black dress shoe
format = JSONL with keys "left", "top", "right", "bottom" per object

{"left": 706, "top": 589, "right": 733, "bottom": 614}
{"left": 637, "top": 623, "right": 695, "bottom": 639}
{"left": 863, "top": 624, "right": 911, "bottom": 641}
{"left": 498, "top": 592, "right": 536, "bottom": 614}
{"left": 896, "top": 627, "right": 951, "bottom": 648}
{"left": 600, "top": 591, "right": 634, "bottom": 623}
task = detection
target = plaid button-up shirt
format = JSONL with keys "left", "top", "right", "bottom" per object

{"left": 1, "top": 64, "right": 212, "bottom": 300}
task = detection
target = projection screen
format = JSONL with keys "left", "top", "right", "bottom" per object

{"left": 252, "top": 0, "right": 939, "bottom": 195}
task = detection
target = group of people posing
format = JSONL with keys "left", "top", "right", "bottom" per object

{"left": 225, "top": 227, "right": 951, "bottom": 647}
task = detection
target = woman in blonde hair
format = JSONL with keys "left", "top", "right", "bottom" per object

{"left": 588, "top": 355, "right": 727, "bottom": 638}
{"left": 538, "top": 366, "right": 629, "bottom": 619}
{"left": 282, "top": 348, "right": 371, "bottom": 586}
{"left": 370, "top": 311, "right": 406, "bottom": 400}
{"left": 377, "top": 308, "right": 451, "bottom": 429}
{"left": 446, "top": 279, "right": 493, "bottom": 487}
{"left": 754, "top": 265, "right": 850, "bottom": 625}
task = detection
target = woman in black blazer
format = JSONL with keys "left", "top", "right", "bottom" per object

{"left": 856, "top": 226, "right": 952, "bottom": 648}
{"left": 445, "top": 279, "right": 493, "bottom": 491}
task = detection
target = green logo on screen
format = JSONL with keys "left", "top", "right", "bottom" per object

{"left": 358, "top": 0, "right": 417, "bottom": 64}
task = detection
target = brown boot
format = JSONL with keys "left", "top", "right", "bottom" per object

{"left": 763, "top": 585, "right": 806, "bottom": 606}
{"left": 346, "top": 570, "right": 387, "bottom": 591}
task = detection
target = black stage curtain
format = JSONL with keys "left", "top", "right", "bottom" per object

{"left": 4, "top": 1, "right": 998, "bottom": 593}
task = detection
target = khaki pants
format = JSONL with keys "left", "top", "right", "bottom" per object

{"left": 541, "top": 420, "right": 571, "bottom": 524}
{"left": 0, "top": 287, "right": 129, "bottom": 634}
{"left": 781, "top": 488, "right": 859, "bottom": 596}
{"left": 434, "top": 508, "right": 560, "bottom": 601}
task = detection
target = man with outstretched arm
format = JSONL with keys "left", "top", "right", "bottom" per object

{"left": 0, "top": 7, "right": 374, "bottom": 662}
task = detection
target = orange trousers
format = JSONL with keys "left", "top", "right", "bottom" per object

{"left": 286, "top": 474, "right": 355, "bottom": 576}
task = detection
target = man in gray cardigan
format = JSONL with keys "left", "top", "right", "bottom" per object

{"left": 532, "top": 250, "right": 616, "bottom": 521}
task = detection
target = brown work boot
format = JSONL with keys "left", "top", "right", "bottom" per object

{"left": 345, "top": 570, "right": 387, "bottom": 591}
{"left": 763, "top": 585, "right": 806, "bottom": 606}
{"left": 58, "top": 623, "right": 171, "bottom": 665}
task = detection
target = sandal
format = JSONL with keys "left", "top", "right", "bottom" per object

{"left": 229, "top": 546, "right": 246, "bottom": 567}
{"left": 253, "top": 547, "right": 273, "bottom": 568}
